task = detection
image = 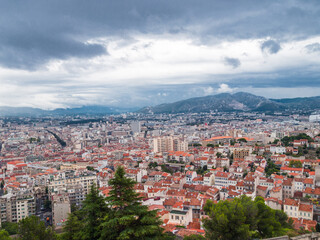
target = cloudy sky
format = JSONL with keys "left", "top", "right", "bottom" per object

{"left": 1, "top": 0, "right": 320, "bottom": 109}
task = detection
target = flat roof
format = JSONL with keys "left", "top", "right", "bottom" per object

{"left": 170, "top": 210, "right": 187, "bottom": 215}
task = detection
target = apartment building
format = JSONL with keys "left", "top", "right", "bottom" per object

{"left": 66, "top": 184, "right": 85, "bottom": 207}
{"left": 284, "top": 199, "right": 313, "bottom": 220}
{"left": 233, "top": 149, "right": 250, "bottom": 160}
{"left": 16, "top": 196, "right": 36, "bottom": 222}
{"left": 0, "top": 193, "right": 35, "bottom": 223}
{"left": 49, "top": 172, "right": 97, "bottom": 195}
{"left": 153, "top": 136, "right": 188, "bottom": 153}
{"left": 52, "top": 193, "right": 71, "bottom": 227}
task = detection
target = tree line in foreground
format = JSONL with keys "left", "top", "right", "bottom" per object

{"left": 0, "top": 166, "right": 303, "bottom": 240}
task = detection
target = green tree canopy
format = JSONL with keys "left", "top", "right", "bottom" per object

{"left": 203, "top": 196, "right": 292, "bottom": 240}
{"left": 18, "top": 215, "right": 57, "bottom": 240}
{"left": 0, "top": 229, "right": 11, "bottom": 240}
{"left": 273, "top": 139, "right": 280, "bottom": 144}
{"left": 61, "top": 212, "right": 84, "bottom": 240}
{"left": 203, "top": 196, "right": 253, "bottom": 240}
{"left": 86, "top": 166, "right": 94, "bottom": 171}
{"left": 81, "top": 183, "right": 109, "bottom": 240}
{"left": 254, "top": 196, "right": 285, "bottom": 238}
{"left": 281, "top": 133, "right": 313, "bottom": 146}
{"left": 148, "top": 162, "right": 158, "bottom": 169}
{"left": 1, "top": 221, "right": 19, "bottom": 235}
{"left": 265, "top": 159, "right": 280, "bottom": 177}
{"left": 100, "top": 166, "right": 165, "bottom": 240}
{"left": 184, "top": 234, "right": 206, "bottom": 240}
{"left": 237, "top": 138, "right": 247, "bottom": 143}
{"left": 288, "top": 160, "right": 303, "bottom": 168}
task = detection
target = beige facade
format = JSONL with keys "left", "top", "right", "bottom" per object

{"left": 168, "top": 208, "right": 193, "bottom": 226}
{"left": 52, "top": 193, "right": 71, "bottom": 227}
{"left": 284, "top": 199, "right": 313, "bottom": 220}
{"left": 233, "top": 149, "right": 250, "bottom": 160}
{"left": 153, "top": 136, "right": 188, "bottom": 153}
{"left": 0, "top": 193, "right": 35, "bottom": 223}
{"left": 49, "top": 173, "right": 97, "bottom": 195}
{"left": 16, "top": 197, "right": 36, "bottom": 222}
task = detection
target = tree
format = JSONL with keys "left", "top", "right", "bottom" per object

{"left": 100, "top": 166, "right": 165, "bottom": 240}
{"left": 238, "top": 138, "right": 247, "bottom": 143}
{"left": 184, "top": 234, "right": 206, "bottom": 240}
{"left": 189, "top": 143, "right": 202, "bottom": 147}
{"left": 61, "top": 212, "right": 84, "bottom": 240}
{"left": 288, "top": 160, "right": 302, "bottom": 168}
{"left": 161, "top": 164, "right": 173, "bottom": 174}
{"left": 273, "top": 139, "right": 280, "bottom": 144}
{"left": 265, "top": 159, "right": 280, "bottom": 177}
{"left": 275, "top": 209, "right": 292, "bottom": 229}
{"left": 203, "top": 198, "right": 252, "bottom": 240}
{"left": 148, "top": 162, "right": 158, "bottom": 169}
{"left": 18, "top": 215, "right": 57, "bottom": 240}
{"left": 203, "top": 196, "right": 291, "bottom": 240}
{"left": 86, "top": 166, "right": 94, "bottom": 171}
{"left": 216, "top": 152, "right": 222, "bottom": 158}
{"left": 44, "top": 199, "right": 52, "bottom": 210}
{"left": 0, "top": 230, "right": 11, "bottom": 240}
{"left": 281, "top": 133, "right": 313, "bottom": 147}
{"left": 254, "top": 197, "right": 285, "bottom": 238}
{"left": 80, "top": 183, "right": 109, "bottom": 240}
{"left": 1, "top": 221, "right": 19, "bottom": 235}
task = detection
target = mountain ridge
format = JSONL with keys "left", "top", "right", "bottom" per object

{"left": 2, "top": 92, "right": 320, "bottom": 116}
{"left": 139, "top": 92, "right": 320, "bottom": 114}
{"left": 0, "top": 105, "right": 138, "bottom": 117}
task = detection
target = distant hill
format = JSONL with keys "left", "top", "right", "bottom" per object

{"left": 0, "top": 105, "right": 138, "bottom": 117}
{"left": 139, "top": 92, "right": 320, "bottom": 114}
{"left": 272, "top": 96, "right": 320, "bottom": 111}
{"left": 2, "top": 92, "right": 320, "bottom": 116}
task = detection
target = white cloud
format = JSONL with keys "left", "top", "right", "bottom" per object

{"left": 0, "top": 34, "right": 320, "bottom": 108}
{"left": 217, "top": 84, "right": 233, "bottom": 93}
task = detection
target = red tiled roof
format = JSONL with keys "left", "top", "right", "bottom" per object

{"left": 299, "top": 204, "right": 313, "bottom": 212}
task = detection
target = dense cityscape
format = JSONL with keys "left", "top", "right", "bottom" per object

{"left": 1, "top": 0, "right": 320, "bottom": 239}
{"left": 0, "top": 110, "right": 320, "bottom": 239}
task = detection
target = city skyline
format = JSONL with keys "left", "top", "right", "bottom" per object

{"left": 1, "top": 1, "right": 320, "bottom": 109}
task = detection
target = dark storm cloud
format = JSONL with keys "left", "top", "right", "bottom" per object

{"left": 260, "top": 40, "right": 281, "bottom": 54}
{"left": 0, "top": 0, "right": 320, "bottom": 70}
{"left": 224, "top": 57, "right": 241, "bottom": 68}
{"left": 305, "top": 43, "right": 320, "bottom": 52}
{"left": 0, "top": 32, "right": 106, "bottom": 69}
